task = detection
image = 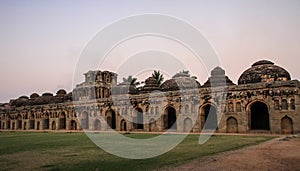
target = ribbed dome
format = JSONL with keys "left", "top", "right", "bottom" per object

{"left": 30, "top": 93, "right": 39, "bottom": 99}
{"left": 142, "top": 77, "right": 161, "bottom": 93}
{"left": 56, "top": 89, "right": 67, "bottom": 96}
{"left": 238, "top": 60, "right": 291, "bottom": 85}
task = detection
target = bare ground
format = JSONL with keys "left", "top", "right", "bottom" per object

{"left": 163, "top": 135, "right": 300, "bottom": 171}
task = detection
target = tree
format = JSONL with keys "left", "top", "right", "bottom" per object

{"left": 152, "top": 70, "right": 164, "bottom": 86}
{"left": 122, "top": 75, "right": 139, "bottom": 86}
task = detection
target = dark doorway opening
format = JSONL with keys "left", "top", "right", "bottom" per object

{"left": 106, "top": 110, "right": 116, "bottom": 129}
{"left": 136, "top": 108, "right": 144, "bottom": 129}
{"left": 165, "top": 107, "right": 177, "bottom": 130}
{"left": 250, "top": 102, "right": 270, "bottom": 130}
{"left": 203, "top": 105, "right": 218, "bottom": 130}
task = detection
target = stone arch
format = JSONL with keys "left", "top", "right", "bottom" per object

{"left": 200, "top": 103, "right": 218, "bottom": 130}
{"left": 23, "top": 122, "right": 27, "bottom": 130}
{"left": 281, "top": 116, "right": 293, "bottom": 134}
{"left": 17, "top": 114, "right": 22, "bottom": 129}
{"left": 185, "top": 104, "right": 189, "bottom": 114}
{"left": 12, "top": 122, "right": 15, "bottom": 130}
{"left": 155, "top": 106, "right": 159, "bottom": 115}
{"left": 36, "top": 121, "right": 40, "bottom": 130}
{"left": 281, "top": 99, "right": 288, "bottom": 110}
{"left": 183, "top": 117, "right": 193, "bottom": 132}
{"left": 226, "top": 117, "right": 238, "bottom": 133}
{"left": 135, "top": 108, "right": 144, "bottom": 129}
{"left": 106, "top": 109, "right": 116, "bottom": 129}
{"left": 236, "top": 102, "right": 242, "bottom": 112}
{"left": 274, "top": 99, "right": 280, "bottom": 110}
{"left": 149, "top": 118, "right": 156, "bottom": 132}
{"left": 81, "top": 111, "right": 89, "bottom": 129}
{"left": 51, "top": 121, "right": 56, "bottom": 130}
{"left": 43, "top": 113, "right": 50, "bottom": 129}
{"left": 228, "top": 102, "right": 234, "bottom": 112}
{"left": 6, "top": 118, "right": 11, "bottom": 129}
{"left": 29, "top": 113, "right": 35, "bottom": 129}
{"left": 120, "top": 119, "right": 127, "bottom": 131}
{"left": 94, "top": 119, "right": 101, "bottom": 130}
{"left": 164, "top": 107, "right": 177, "bottom": 130}
{"left": 70, "top": 120, "right": 77, "bottom": 130}
{"left": 290, "top": 99, "right": 295, "bottom": 110}
{"left": 59, "top": 112, "right": 66, "bottom": 129}
{"left": 248, "top": 101, "right": 270, "bottom": 130}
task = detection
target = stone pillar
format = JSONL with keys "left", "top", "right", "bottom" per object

{"left": 66, "top": 119, "right": 69, "bottom": 130}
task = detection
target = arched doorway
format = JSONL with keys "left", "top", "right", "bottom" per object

{"left": 149, "top": 118, "right": 156, "bottom": 132}
{"left": 6, "top": 119, "right": 10, "bottom": 129}
{"left": 250, "top": 101, "right": 270, "bottom": 130}
{"left": 164, "top": 107, "right": 177, "bottom": 130}
{"left": 59, "top": 112, "right": 66, "bottom": 129}
{"left": 23, "top": 122, "right": 27, "bottom": 130}
{"left": 81, "top": 111, "right": 89, "bottom": 129}
{"left": 183, "top": 117, "right": 193, "bottom": 132}
{"left": 106, "top": 109, "right": 116, "bottom": 129}
{"left": 29, "top": 114, "right": 35, "bottom": 129}
{"left": 70, "top": 120, "right": 77, "bottom": 130}
{"left": 43, "top": 114, "right": 50, "bottom": 129}
{"left": 136, "top": 108, "right": 144, "bottom": 129}
{"left": 37, "top": 121, "right": 40, "bottom": 130}
{"left": 94, "top": 119, "right": 101, "bottom": 130}
{"left": 227, "top": 117, "right": 238, "bottom": 133}
{"left": 17, "top": 115, "right": 22, "bottom": 129}
{"left": 201, "top": 104, "right": 218, "bottom": 130}
{"left": 281, "top": 116, "right": 293, "bottom": 134}
{"left": 120, "top": 119, "right": 127, "bottom": 131}
{"left": 52, "top": 121, "right": 56, "bottom": 130}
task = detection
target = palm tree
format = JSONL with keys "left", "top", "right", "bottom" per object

{"left": 152, "top": 70, "right": 164, "bottom": 86}
{"left": 122, "top": 75, "right": 139, "bottom": 86}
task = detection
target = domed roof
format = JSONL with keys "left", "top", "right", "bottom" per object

{"left": 238, "top": 60, "right": 291, "bottom": 85}
{"left": 56, "top": 89, "right": 67, "bottom": 96}
{"left": 161, "top": 73, "right": 200, "bottom": 91}
{"left": 145, "top": 77, "right": 157, "bottom": 85}
{"left": 42, "top": 92, "right": 53, "bottom": 97}
{"left": 30, "top": 93, "right": 39, "bottom": 99}
{"left": 142, "top": 77, "right": 161, "bottom": 93}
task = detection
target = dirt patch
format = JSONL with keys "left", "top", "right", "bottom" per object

{"left": 0, "top": 151, "right": 56, "bottom": 170}
{"left": 163, "top": 135, "right": 300, "bottom": 171}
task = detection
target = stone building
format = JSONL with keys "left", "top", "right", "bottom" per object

{"left": 0, "top": 60, "right": 299, "bottom": 134}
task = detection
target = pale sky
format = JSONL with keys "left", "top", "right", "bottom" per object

{"left": 0, "top": 0, "right": 299, "bottom": 103}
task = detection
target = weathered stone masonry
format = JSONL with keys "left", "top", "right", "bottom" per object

{"left": 0, "top": 60, "right": 299, "bottom": 134}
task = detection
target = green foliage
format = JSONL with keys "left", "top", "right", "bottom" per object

{"left": 122, "top": 75, "right": 139, "bottom": 86}
{"left": 152, "top": 70, "right": 164, "bottom": 86}
{"left": 0, "top": 132, "right": 274, "bottom": 171}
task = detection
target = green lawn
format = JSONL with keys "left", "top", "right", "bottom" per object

{"left": 0, "top": 132, "right": 274, "bottom": 171}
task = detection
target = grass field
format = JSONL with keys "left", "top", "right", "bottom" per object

{"left": 0, "top": 132, "right": 274, "bottom": 171}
